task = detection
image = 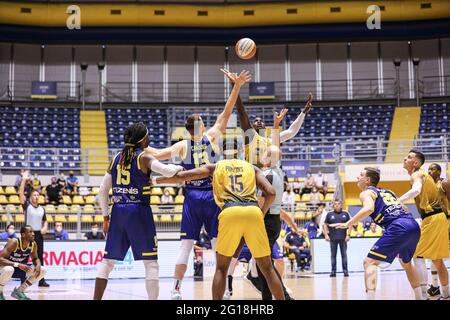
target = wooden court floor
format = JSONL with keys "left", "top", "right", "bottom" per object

{"left": 0, "top": 270, "right": 437, "bottom": 300}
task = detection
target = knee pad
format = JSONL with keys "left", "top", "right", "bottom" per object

{"left": 143, "top": 260, "right": 159, "bottom": 281}
{"left": 96, "top": 259, "right": 116, "bottom": 279}
{"left": 176, "top": 239, "right": 195, "bottom": 265}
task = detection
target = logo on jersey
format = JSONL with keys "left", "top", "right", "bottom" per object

{"left": 113, "top": 187, "right": 139, "bottom": 195}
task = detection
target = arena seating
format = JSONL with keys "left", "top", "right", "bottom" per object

{"left": 418, "top": 102, "right": 449, "bottom": 136}
{"left": 0, "top": 106, "right": 81, "bottom": 170}
{"left": 105, "top": 108, "right": 168, "bottom": 149}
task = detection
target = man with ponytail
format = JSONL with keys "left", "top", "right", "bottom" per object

{"left": 147, "top": 69, "right": 251, "bottom": 300}
{"left": 93, "top": 122, "right": 183, "bottom": 300}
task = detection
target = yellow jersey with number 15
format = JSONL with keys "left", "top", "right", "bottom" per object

{"left": 212, "top": 159, "right": 257, "bottom": 209}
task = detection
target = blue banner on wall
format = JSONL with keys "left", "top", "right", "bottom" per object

{"left": 249, "top": 82, "right": 275, "bottom": 100}
{"left": 31, "top": 81, "right": 57, "bottom": 99}
{"left": 281, "top": 160, "right": 310, "bottom": 178}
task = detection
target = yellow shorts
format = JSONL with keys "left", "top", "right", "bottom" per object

{"left": 414, "top": 212, "right": 449, "bottom": 260}
{"left": 216, "top": 205, "right": 270, "bottom": 258}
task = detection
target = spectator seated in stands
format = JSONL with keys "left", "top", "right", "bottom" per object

{"left": 285, "top": 227, "right": 312, "bottom": 272}
{"left": 52, "top": 222, "right": 69, "bottom": 240}
{"left": 301, "top": 172, "right": 316, "bottom": 196}
{"left": 349, "top": 222, "right": 364, "bottom": 238}
{"left": 0, "top": 223, "right": 18, "bottom": 240}
{"left": 313, "top": 170, "right": 328, "bottom": 195}
{"left": 304, "top": 219, "right": 319, "bottom": 239}
{"left": 282, "top": 184, "right": 296, "bottom": 216}
{"left": 84, "top": 223, "right": 105, "bottom": 240}
{"left": 66, "top": 171, "right": 78, "bottom": 195}
{"left": 45, "top": 177, "right": 62, "bottom": 205}
{"left": 310, "top": 187, "right": 322, "bottom": 204}
{"left": 161, "top": 188, "right": 174, "bottom": 204}
{"left": 31, "top": 173, "right": 42, "bottom": 192}
{"left": 363, "top": 222, "right": 383, "bottom": 237}
{"left": 57, "top": 172, "right": 67, "bottom": 195}
{"left": 292, "top": 179, "right": 301, "bottom": 194}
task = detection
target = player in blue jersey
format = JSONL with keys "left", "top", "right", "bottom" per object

{"left": 147, "top": 69, "right": 251, "bottom": 299}
{"left": 0, "top": 225, "right": 46, "bottom": 300}
{"left": 93, "top": 122, "right": 184, "bottom": 300}
{"left": 331, "top": 167, "right": 423, "bottom": 300}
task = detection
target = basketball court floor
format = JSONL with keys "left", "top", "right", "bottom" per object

{"left": 0, "top": 271, "right": 436, "bottom": 300}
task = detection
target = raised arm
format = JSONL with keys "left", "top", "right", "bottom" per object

{"left": 398, "top": 171, "right": 424, "bottom": 203}
{"left": 255, "top": 167, "right": 276, "bottom": 214}
{"left": 272, "top": 108, "right": 288, "bottom": 148}
{"left": 280, "top": 93, "right": 312, "bottom": 143}
{"left": 18, "top": 170, "right": 28, "bottom": 205}
{"left": 207, "top": 70, "right": 251, "bottom": 144}
{"left": 153, "top": 164, "right": 216, "bottom": 185}
{"left": 220, "top": 69, "right": 255, "bottom": 142}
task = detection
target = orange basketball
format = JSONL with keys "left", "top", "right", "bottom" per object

{"left": 235, "top": 38, "right": 256, "bottom": 60}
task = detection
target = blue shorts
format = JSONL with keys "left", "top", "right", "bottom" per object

{"left": 272, "top": 241, "right": 284, "bottom": 260}
{"left": 12, "top": 265, "right": 29, "bottom": 283}
{"left": 238, "top": 242, "right": 284, "bottom": 262}
{"left": 104, "top": 203, "right": 157, "bottom": 261}
{"left": 181, "top": 188, "right": 220, "bottom": 240}
{"left": 238, "top": 244, "right": 252, "bottom": 263}
{"left": 367, "top": 217, "right": 420, "bottom": 264}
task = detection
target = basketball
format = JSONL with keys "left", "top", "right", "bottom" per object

{"left": 235, "top": 38, "right": 256, "bottom": 60}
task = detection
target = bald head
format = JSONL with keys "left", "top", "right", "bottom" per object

{"left": 261, "top": 145, "right": 281, "bottom": 168}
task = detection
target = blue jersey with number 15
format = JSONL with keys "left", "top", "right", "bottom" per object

{"left": 368, "top": 186, "right": 411, "bottom": 228}
{"left": 110, "top": 149, "right": 151, "bottom": 205}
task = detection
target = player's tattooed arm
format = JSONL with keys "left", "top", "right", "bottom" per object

{"left": 153, "top": 164, "right": 216, "bottom": 185}
{"left": 31, "top": 241, "right": 42, "bottom": 275}
{"left": 255, "top": 167, "right": 276, "bottom": 215}
{"left": 332, "top": 190, "right": 376, "bottom": 229}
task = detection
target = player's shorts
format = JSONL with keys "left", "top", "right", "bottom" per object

{"left": 414, "top": 212, "right": 449, "bottom": 260}
{"left": 181, "top": 188, "right": 220, "bottom": 240}
{"left": 216, "top": 205, "right": 270, "bottom": 258}
{"left": 104, "top": 203, "right": 157, "bottom": 261}
{"left": 238, "top": 244, "right": 252, "bottom": 263}
{"left": 367, "top": 217, "right": 420, "bottom": 264}
{"left": 272, "top": 240, "right": 284, "bottom": 260}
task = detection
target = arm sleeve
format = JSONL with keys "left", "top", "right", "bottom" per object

{"left": 98, "top": 173, "right": 112, "bottom": 217}
{"left": 397, "top": 181, "right": 423, "bottom": 203}
{"left": 280, "top": 112, "right": 305, "bottom": 143}
{"left": 151, "top": 160, "right": 184, "bottom": 178}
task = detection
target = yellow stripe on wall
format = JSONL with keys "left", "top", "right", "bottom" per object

{"left": 0, "top": 1, "right": 449, "bottom": 28}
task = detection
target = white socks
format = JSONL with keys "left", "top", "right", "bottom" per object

{"left": 413, "top": 287, "right": 426, "bottom": 300}
{"left": 442, "top": 285, "right": 449, "bottom": 298}
{"left": 430, "top": 263, "right": 439, "bottom": 287}
{"left": 366, "top": 290, "right": 375, "bottom": 300}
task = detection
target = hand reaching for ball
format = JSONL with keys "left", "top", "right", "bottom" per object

{"left": 220, "top": 69, "right": 251, "bottom": 87}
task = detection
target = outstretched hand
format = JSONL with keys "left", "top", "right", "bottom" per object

{"left": 273, "top": 108, "right": 288, "bottom": 128}
{"left": 303, "top": 93, "right": 313, "bottom": 114}
{"left": 21, "top": 170, "right": 29, "bottom": 181}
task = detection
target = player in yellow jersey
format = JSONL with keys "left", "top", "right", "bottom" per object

{"left": 427, "top": 163, "right": 450, "bottom": 297}
{"left": 221, "top": 68, "right": 313, "bottom": 168}
{"left": 152, "top": 139, "right": 285, "bottom": 300}
{"left": 398, "top": 150, "right": 449, "bottom": 300}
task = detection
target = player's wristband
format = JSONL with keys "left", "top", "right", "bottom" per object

{"left": 13, "top": 262, "right": 19, "bottom": 268}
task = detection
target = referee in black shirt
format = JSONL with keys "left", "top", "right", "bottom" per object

{"left": 323, "top": 200, "right": 351, "bottom": 277}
